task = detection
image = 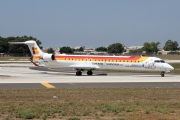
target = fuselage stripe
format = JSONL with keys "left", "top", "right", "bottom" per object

{"left": 32, "top": 55, "right": 149, "bottom": 62}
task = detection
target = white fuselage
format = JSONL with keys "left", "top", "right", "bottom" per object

{"left": 9, "top": 40, "right": 174, "bottom": 77}
{"left": 37, "top": 55, "right": 174, "bottom": 73}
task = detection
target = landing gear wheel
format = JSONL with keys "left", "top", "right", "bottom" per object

{"left": 87, "top": 70, "right": 93, "bottom": 75}
{"left": 161, "top": 72, "right": 165, "bottom": 77}
{"left": 76, "top": 71, "right": 82, "bottom": 76}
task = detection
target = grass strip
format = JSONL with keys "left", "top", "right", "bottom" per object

{"left": 0, "top": 88, "right": 180, "bottom": 120}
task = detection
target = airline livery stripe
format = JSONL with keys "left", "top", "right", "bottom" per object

{"left": 41, "top": 82, "right": 55, "bottom": 88}
{"left": 54, "top": 56, "right": 148, "bottom": 62}
{"left": 33, "top": 55, "right": 149, "bottom": 62}
{"left": 55, "top": 56, "right": 141, "bottom": 59}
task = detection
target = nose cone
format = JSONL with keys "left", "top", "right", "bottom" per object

{"left": 170, "top": 65, "right": 174, "bottom": 71}
{"left": 167, "top": 64, "right": 174, "bottom": 71}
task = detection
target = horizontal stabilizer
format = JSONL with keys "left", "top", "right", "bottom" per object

{"left": 9, "top": 40, "right": 36, "bottom": 45}
{"left": 8, "top": 40, "right": 44, "bottom": 56}
{"left": 9, "top": 42, "right": 26, "bottom": 44}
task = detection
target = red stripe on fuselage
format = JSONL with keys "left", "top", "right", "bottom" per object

{"left": 55, "top": 55, "right": 141, "bottom": 60}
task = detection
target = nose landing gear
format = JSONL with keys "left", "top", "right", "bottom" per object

{"left": 160, "top": 71, "right": 165, "bottom": 77}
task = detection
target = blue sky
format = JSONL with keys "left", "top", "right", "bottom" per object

{"left": 0, "top": 0, "right": 180, "bottom": 48}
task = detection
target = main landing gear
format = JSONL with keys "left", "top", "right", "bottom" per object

{"left": 160, "top": 71, "right": 165, "bottom": 77}
{"left": 76, "top": 70, "right": 82, "bottom": 76}
{"left": 87, "top": 70, "right": 93, "bottom": 75}
{"left": 76, "top": 70, "right": 93, "bottom": 76}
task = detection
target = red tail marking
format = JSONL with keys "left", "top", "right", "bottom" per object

{"left": 30, "top": 59, "right": 39, "bottom": 66}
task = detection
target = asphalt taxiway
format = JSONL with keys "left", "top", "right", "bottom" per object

{"left": 0, "top": 63, "right": 180, "bottom": 89}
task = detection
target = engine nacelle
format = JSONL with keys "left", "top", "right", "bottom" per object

{"left": 42, "top": 54, "right": 55, "bottom": 61}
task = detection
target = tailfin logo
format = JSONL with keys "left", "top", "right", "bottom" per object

{"left": 32, "top": 47, "right": 39, "bottom": 55}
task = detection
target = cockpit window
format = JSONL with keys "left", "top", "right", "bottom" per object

{"left": 154, "top": 60, "right": 160, "bottom": 63}
{"left": 160, "top": 60, "right": 165, "bottom": 63}
{"left": 154, "top": 60, "right": 165, "bottom": 63}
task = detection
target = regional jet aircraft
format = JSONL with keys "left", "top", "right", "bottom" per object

{"left": 9, "top": 40, "right": 174, "bottom": 77}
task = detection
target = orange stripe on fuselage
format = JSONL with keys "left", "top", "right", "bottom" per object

{"left": 32, "top": 55, "right": 149, "bottom": 62}
{"left": 55, "top": 55, "right": 140, "bottom": 60}
{"left": 55, "top": 55, "right": 148, "bottom": 62}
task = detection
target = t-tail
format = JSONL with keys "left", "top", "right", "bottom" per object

{"left": 9, "top": 40, "right": 44, "bottom": 65}
{"left": 9, "top": 40, "right": 44, "bottom": 56}
{"left": 9, "top": 40, "right": 56, "bottom": 66}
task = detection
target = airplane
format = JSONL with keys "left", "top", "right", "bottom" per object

{"left": 9, "top": 40, "right": 174, "bottom": 77}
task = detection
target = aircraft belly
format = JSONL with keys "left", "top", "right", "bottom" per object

{"left": 44, "top": 61, "right": 165, "bottom": 72}
{"left": 46, "top": 61, "right": 71, "bottom": 68}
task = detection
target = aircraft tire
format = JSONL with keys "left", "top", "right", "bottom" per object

{"left": 76, "top": 71, "right": 82, "bottom": 76}
{"left": 87, "top": 71, "right": 93, "bottom": 75}
{"left": 161, "top": 72, "right": 165, "bottom": 77}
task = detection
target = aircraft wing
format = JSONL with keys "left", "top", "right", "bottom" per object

{"left": 69, "top": 64, "right": 99, "bottom": 70}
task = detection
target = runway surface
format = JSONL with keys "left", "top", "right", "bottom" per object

{"left": 0, "top": 63, "right": 180, "bottom": 89}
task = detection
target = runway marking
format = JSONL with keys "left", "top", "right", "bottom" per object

{"left": 41, "top": 82, "right": 55, "bottom": 88}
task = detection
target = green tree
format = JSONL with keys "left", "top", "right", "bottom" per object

{"left": 143, "top": 42, "right": 150, "bottom": 54}
{"left": 74, "top": 47, "right": 84, "bottom": 52}
{"left": 0, "top": 36, "right": 42, "bottom": 56}
{"left": 77, "top": 47, "right": 84, "bottom": 52}
{"left": 143, "top": 42, "right": 160, "bottom": 55}
{"left": 107, "top": 43, "right": 124, "bottom": 54}
{"left": 59, "top": 46, "right": 73, "bottom": 54}
{"left": 174, "top": 41, "right": 179, "bottom": 50}
{"left": 47, "top": 48, "right": 54, "bottom": 54}
{"left": 129, "top": 49, "right": 143, "bottom": 55}
{"left": 150, "top": 42, "right": 160, "bottom": 53}
{"left": 163, "top": 40, "right": 179, "bottom": 51}
{"left": 0, "top": 42, "right": 9, "bottom": 53}
{"left": 95, "top": 47, "right": 107, "bottom": 52}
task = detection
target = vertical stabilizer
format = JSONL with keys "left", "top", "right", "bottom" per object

{"left": 9, "top": 40, "right": 44, "bottom": 56}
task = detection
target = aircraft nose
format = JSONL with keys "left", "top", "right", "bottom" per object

{"left": 167, "top": 64, "right": 174, "bottom": 71}
{"left": 170, "top": 65, "right": 174, "bottom": 71}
